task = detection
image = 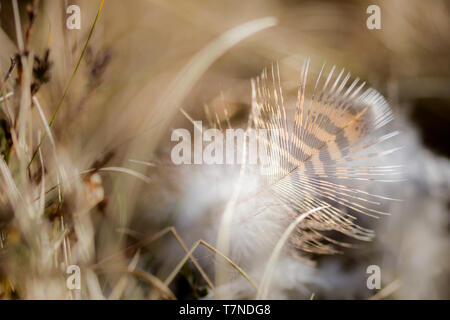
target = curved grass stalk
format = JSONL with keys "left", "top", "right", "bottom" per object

{"left": 256, "top": 206, "right": 329, "bottom": 299}
{"left": 214, "top": 127, "right": 249, "bottom": 294}
{"left": 129, "top": 17, "right": 277, "bottom": 160}
{"left": 98, "top": 167, "right": 152, "bottom": 184}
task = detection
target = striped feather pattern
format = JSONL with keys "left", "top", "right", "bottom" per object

{"left": 249, "top": 60, "right": 399, "bottom": 254}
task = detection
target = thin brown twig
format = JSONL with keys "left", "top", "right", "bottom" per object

{"left": 164, "top": 239, "right": 258, "bottom": 293}
{"left": 94, "top": 226, "right": 218, "bottom": 298}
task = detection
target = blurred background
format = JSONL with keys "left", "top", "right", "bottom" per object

{"left": 0, "top": 0, "right": 448, "bottom": 299}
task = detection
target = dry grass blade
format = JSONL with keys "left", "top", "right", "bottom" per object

{"left": 28, "top": 0, "right": 105, "bottom": 167}
{"left": 369, "top": 279, "right": 401, "bottom": 300}
{"left": 94, "top": 226, "right": 218, "bottom": 298}
{"left": 98, "top": 167, "right": 151, "bottom": 184}
{"left": 12, "top": 0, "right": 24, "bottom": 52}
{"left": 108, "top": 250, "right": 141, "bottom": 300}
{"left": 257, "top": 206, "right": 329, "bottom": 299}
{"left": 130, "top": 269, "right": 176, "bottom": 300}
{"left": 0, "top": 92, "right": 14, "bottom": 102}
{"left": 122, "top": 226, "right": 218, "bottom": 297}
{"left": 215, "top": 123, "right": 250, "bottom": 293}
{"left": 164, "top": 239, "right": 258, "bottom": 297}
{"left": 128, "top": 159, "right": 156, "bottom": 167}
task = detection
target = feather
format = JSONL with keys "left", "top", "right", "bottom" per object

{"left": 246, "top": 60, "right": 399, "bottom": 254}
